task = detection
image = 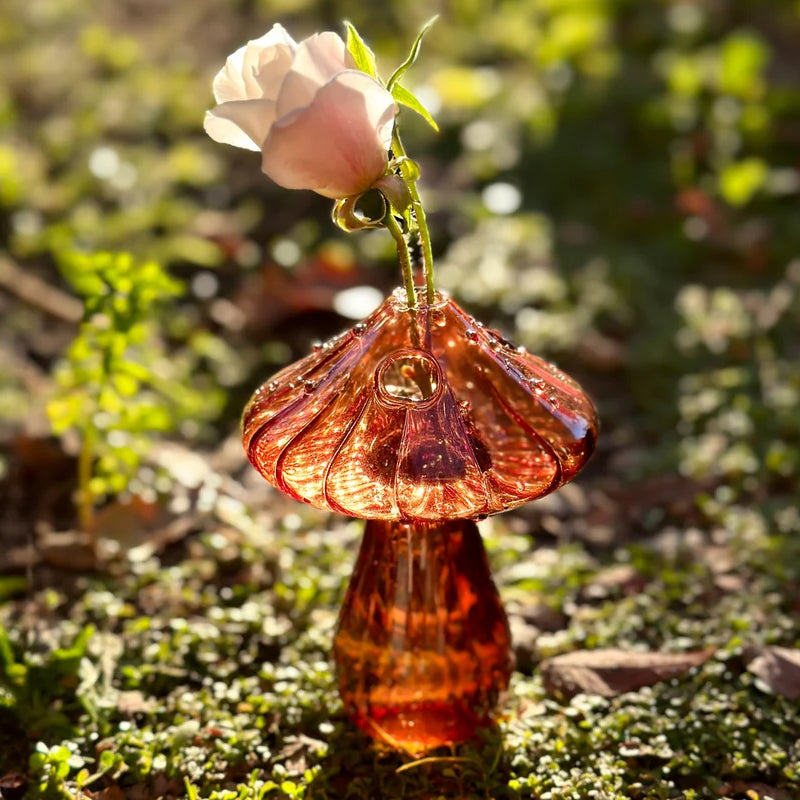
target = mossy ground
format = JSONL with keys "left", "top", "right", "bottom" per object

{"left": 2, "top": 0, "right": 800, "bottom": 797}
{"left": 2, "top": 472, "right": 799, "bottom": 799}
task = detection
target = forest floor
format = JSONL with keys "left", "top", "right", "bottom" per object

{"left": 3, "top": 0, "right": 800, "bottom": 797}
{"left": 2, "top": 426, "right": 800, "bottom": 799}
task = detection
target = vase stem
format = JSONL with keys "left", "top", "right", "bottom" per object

{"left": 334, "top": 518, "right": 512, "bottom": 753}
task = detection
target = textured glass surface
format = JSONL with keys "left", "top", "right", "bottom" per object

{"left": 243, "top": 288, "right": 598, "bottom": 521}
{"left": 333, "top": 518, "right": 512, "bottom": 752}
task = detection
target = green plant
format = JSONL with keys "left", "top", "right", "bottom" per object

{"left": 28, "top": 742, "right": 85, "bottom": 799}
{"left": 46, "top": 251, "right": 188, "bottom": 534}
{"left": 0, "top": 621, "right": 95, "bottom": 736}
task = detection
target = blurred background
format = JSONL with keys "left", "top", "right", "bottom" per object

{"left": 1, "top": 0, "right": 800, "bottom": 795}
{"left": 2, "top": 0, "right": 798, "bottom": 519}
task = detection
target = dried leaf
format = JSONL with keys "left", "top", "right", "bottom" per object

{"left": 117, "top": 690, "right": 156, "bottom": 716}
{"left": 519, "top": 603, "right": 568, "bottom": 633}
{"left": 124, "top": 774, "right": 183, "bottom": 800}
{"left": 37, "top": 526, "right": 97, "bottom": 571}
{"left": 717, "top": 781, "right": 793, "bottom": 800}
{"left": 745, "top": 646, "right": 800, "bottom": 700}
{"left": 582, "top": 564, "right": 648, "bottom": 600}
{"left": 541, "top": 647, "right": 716, "bottom": 700}
{"left": 86, "top": 787, "right": 125, "bottom": 800}
{"left": 0, "top": 772, "right": 28, "bottom": 800}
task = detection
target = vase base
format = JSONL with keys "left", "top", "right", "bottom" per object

{"left": 350, "top": 702, "right": 489, "bottom": 753}
{"left": 334, "top": 518, "right": 512, "bottom": 754}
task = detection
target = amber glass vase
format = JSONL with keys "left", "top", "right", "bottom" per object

{"left": 243, "top": 287, "right": 598, "bottom": 751}
{"left": 333, "top": 518, "right": 512, "bottom": 753}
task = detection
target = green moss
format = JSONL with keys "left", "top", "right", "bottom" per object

{"left": 2, "top": 504, "right": 799, "bottom": 799}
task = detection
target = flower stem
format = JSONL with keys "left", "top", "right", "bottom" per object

{"left": 382, "top": 206, "right": 434, "bottom": 398}
{"left": 383, "top": 209, "right": 417, "bottom": 309}
{"left": 392, "top": 130, "right": 435, "bottom": 304}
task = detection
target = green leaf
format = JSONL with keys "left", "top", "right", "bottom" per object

{"left": 387, "top": 16, "right": 438, "bottom": 92}
{"left": 117, "top": 359, "right": 151, "bottom": 380}
{"left": 344, "top": 21, "right": 378, "bottom": 79}
{"left": 0, "top": 576, "right": 27, "bottom": 602}
{"left": 112, "top": 372, "right": 139, "bottom": 397}
{"left": 719, "top": 157, "right": 767, "bottom": 206}
{"left": 719, "top": 31, "right": 769, "bottom": 98}
{"left": 54, "top": 624, "right": 96, "bottom": 662}
{"left": 391, "top": 84, "right": 439, "bottom": 131}
{"left": 29, "top": 752, "right": 47, "bottom": 771}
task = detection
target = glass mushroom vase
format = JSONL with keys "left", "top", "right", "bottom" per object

{"left": 242, "top": 288, "right": 598, "bottom": 751}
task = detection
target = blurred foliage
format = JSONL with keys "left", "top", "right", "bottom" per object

{"left": 674, "top": 261, "right": 800, "bottom": 494}
{"left": 46, "top": 251, "right": 224, "bottom": 525}
{"left": 2, "top": 0, "right": 800, "bottom": 797}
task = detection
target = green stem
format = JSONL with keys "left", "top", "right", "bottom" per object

{"left": 78, "top": 424, "right": 96, "bottom": 536}
{"left": 383, "top": 210, "right": 416, "bottom": 310}
{"left": 382, "top": 208, "right": 434, "bottom": 398}
{"left": 391, "top": 130, "right": 435, "bottom": 304}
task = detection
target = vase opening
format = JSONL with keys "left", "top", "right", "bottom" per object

{"left": 376, "top": 349, "right": 441, "bottom": 405}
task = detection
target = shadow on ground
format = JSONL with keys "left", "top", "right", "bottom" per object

{"left": 305, "top": 719, "right": 512, "bottom": 800}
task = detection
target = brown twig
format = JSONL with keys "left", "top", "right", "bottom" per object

{"left": 0, "top": 254, "right": 82, "bottom": 323}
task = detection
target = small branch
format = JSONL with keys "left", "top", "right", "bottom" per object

{"left": 0, "top": 254, "right": 82, "bottom": 323}
{"left": 77, "top": 425, "right": 96, "bottom": 537}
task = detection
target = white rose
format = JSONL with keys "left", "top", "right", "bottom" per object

{"left": 204, "top": 24, "right": 397, "bottom": 200}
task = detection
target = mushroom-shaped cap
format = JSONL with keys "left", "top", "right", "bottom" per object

{"left": 243, "top": 289, "right": 598, "bottom": 521}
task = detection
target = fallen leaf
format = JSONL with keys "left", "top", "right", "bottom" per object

{"left": 541, "top": 647, "right": 716, "bottom": 700}
{"left": 518, "top": 603, "right": 568, "bottom": 632}
{"left": 744, "top": 646, "right": 800, "bottom": 700}
{"left": 85, "top": 787, "right": 125, "bottom": 800}
{"left": 581, "top": 564, "right": 648, "bottom": 600}
{"left": 90, "top": 497, "right": 172, "bottom": 558}
{"left": 717, "top": 780, "right": 793, "bottom": 800}
{"left": 1, "top": 435, "right": 77, "bottom": 561}
{"left": 117, "top": 690, "right": 156, "bottom": 716}
{"left": 37, "top": 525, "right": 97, "bottom": 571}
{"left": 125, "top": 774, "right": 182, "bottom": 800}
{"left": 714, "top": 573, "right": 746, "bottom": 593}
{"left": 509, "top": 616, "right": 542, "bottom": 674}
{"left": 0, "top": 772, "right": 27, "bottom": 800}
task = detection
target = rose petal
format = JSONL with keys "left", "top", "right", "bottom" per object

{"left": 212, "top": 24, "right": 296, "bottom": 103}
{"left": 212, "top": 53, "right": 249, "bottom": 103}
{"left": 204, "top": 98, "right": 277, "bottom": 151}
{"left": 251, "top": 44, "right": 295, "bottom": 101}
{"left": 244, "top": 24, "right": 296, "bottom": 98}
{"left": 275, "top": 32, "right": 352, "bottom": 119}
{"left": 262, "top": 70, "right": 396, "bottom": 198}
